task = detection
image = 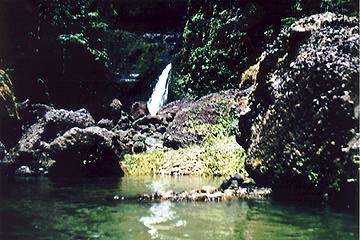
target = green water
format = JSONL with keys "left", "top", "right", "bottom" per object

{"left": 0, "top": 176, "right": 358, "bottom": 240}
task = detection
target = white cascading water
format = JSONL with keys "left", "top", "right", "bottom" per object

{"left": 147, "top": 63, "right": 172, "bottom": 116}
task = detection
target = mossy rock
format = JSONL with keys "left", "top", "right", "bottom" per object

{"left": 242, "top": 13, "right": 359, "bottom": 205}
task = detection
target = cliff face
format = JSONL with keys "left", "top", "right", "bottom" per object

{"left": 239, "top": 13, "right": 359, "bottom": 205}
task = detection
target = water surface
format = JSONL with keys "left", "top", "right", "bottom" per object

{"left": 0, "top": 176, "right": 358, "bottom": 240}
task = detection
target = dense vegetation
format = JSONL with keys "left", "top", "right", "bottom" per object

{"left": 1, "top": 0, "right": 357, "bottom": 105}
{"left": 171, "top": 0, "right": 358, "bottom": 99}
{"left": 0, "top": 0, "right": 182, "bottom": 116}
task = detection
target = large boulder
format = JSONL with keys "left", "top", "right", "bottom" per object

{"left": 45, "top": 126, "right": 125, "bottom": 178}
{"left": 1, "top": 107, "right": 95, "bottom": 176}
{"left": 164, "top": 89, "right": 247, "bottom": 149}
{"left": 240, "top": 13, "right": 359, "bottom": 204}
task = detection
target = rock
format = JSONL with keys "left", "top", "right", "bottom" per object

{"left": 163, "top": 89, "right": 247, "bottom": 148}
{"left": 130, "top": 101, "right": 149, "bottom": 120}
{"left": 114, "top": 113, "right": 132, "bottom": 130}
{"left": 127, "top": 185, "right": 272, "bottom": 203}
{"left": 109, "top": 99, "right": 123, "bottom": 123}
{"left": 133, "top": 115, "right": 164, "bottom": 128}
{"left": 161, "top": 190, "right": 175, "bottom": 200}
{"left": 46, "top": 126, "right": 125, "bottom": 178}
{"left": 145, "top": 137, "right": 163, "bottom": 150}
{"left": 139, "top": 124, "right": 156, "bottom": 134}
{"left": 41, "top": 108, "right": 95, "bottom": 141}
{"left": 17, "top": 101, "right": 53, "bottom": 126}
{"left": 132, "top": 133, "right": 146, "bottom": 142}
{"left": 97, "top": 118, "right": 114, "bottom": 130}
{"left": 224, "top": 189, "right": 236, "bottom": 197}
{"left": 156, "top": 125, "right": 167, "bottom": 134}
{"left": 219, "top": 173, "right": 244, "bottom": 191}
{"left": 0, "top": 142, "right": 6, "bottom": 160}
{"left": 201, "top": 185, "right": 216, "bottom": 194}
{"left": 230, "top": 180, "right": 239, "bottom": 189}
{"left": 14, "top": 165, "right": 34, "bottom": 176}
{"left": 132, "top": 142, "right": 146, "bottom": 153}
{"left": 240, "top": 13, "right": 359, "bottom": 204}
{"left": 1, "top": 107, "right": 96, "bottom": 177}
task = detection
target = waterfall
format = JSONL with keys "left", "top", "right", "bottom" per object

{"left": 147, "top": 63, "right": 172, "bottom": 116}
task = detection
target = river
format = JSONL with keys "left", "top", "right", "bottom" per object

{"left": 0, "top": 176, "right": 358, "bottom": 240}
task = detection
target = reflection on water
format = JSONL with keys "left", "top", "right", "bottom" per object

{"left": 0, "top": 176, "right": 358, "bottom": 240}
{"left": 148, "top": 178, "right": 171, "bottom": 194}
{"left": 140, "top": 202, "right": 176, "bottom": 238}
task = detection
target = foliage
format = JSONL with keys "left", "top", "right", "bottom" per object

{"left": 0, "top": 70, "right": 19, "bottom": 120}
{"left": 38, "top": 0, "right": 110, "bottom": 61}
{"left": 281, "top": 0, "right": 358, "bottom": 29}
{"left": 127, "top": 40, "right": 166, "bottom": 80}
{"left": 280, "top": 17, "right": 298, "bottom": 30}
{"left": 171, "top": 0, "right": 358, "bottom": 99}
{"left": 319, "top": 0, "right": 357, "bottom": 14}
{"left": 171, "top": 3, "right": 252, "bottom": 99}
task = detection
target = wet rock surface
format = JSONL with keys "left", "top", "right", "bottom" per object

{"left": 135, "top": 186, "right": 271, "bottom": 202}
{"left": 111, "top": 174, "right": 271, "bottom": 202}
{"left": 239, "top": 13, "right": 359, "bottom": 203}
{"left": 14, "top": 165, "right": 34, "bottom": 177}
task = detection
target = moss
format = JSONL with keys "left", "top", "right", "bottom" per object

{"left": 0, "top": 70, "right": 19, "bottom": 120}
{"left": 122, "top": 136, "right": 247, "bottom": 178}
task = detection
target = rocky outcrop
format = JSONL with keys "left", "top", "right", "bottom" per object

{"left": 0, "top": 105, "right": 107, "bottom": 175}
{"left": 164, "top": 89, "right": 246, "bottom": 149}
{"left": 111, "top": 182, "right": 271, "bottom": 203}
{"left": 45, "top": 127, "right": 125, "bottom": 177}
{"left": 239, "top": 13, "right": 359, "bottom": 204}
{"left": 109, "top": 90, "right": 246, "bottom": 153}
{"left": 5, "top": 108, "right": 95, "bottom": 163}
